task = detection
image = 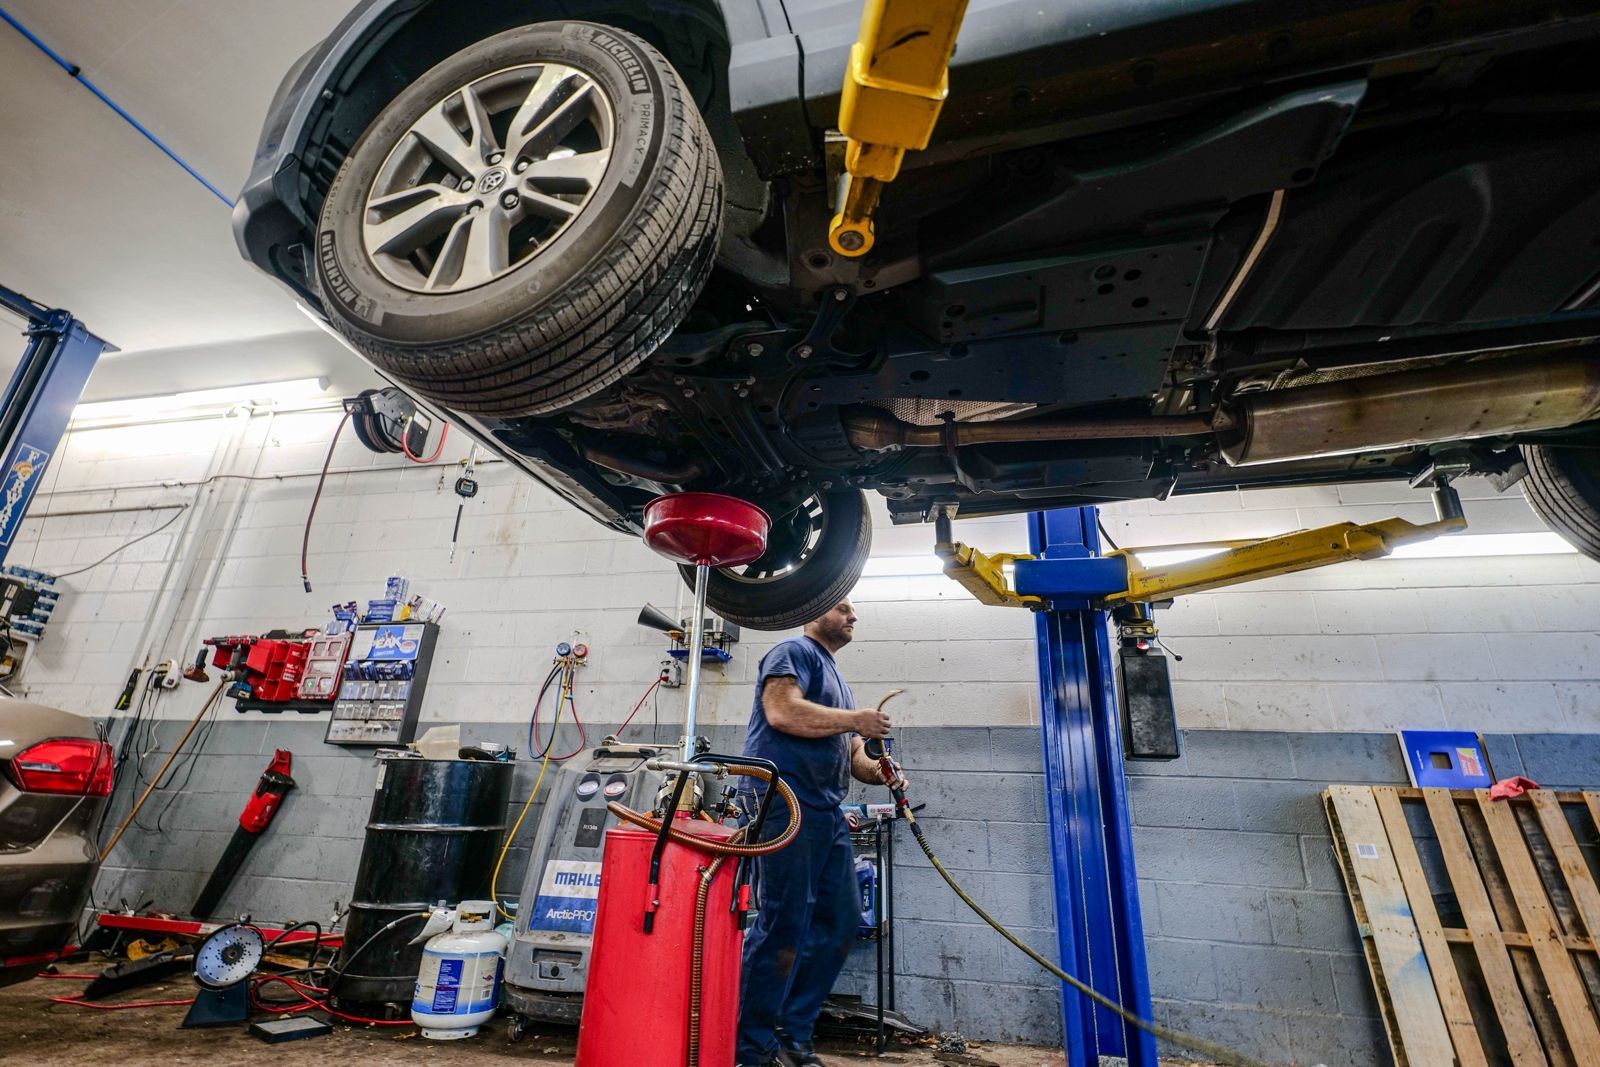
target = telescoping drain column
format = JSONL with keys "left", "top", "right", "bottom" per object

{"left": 575, "top": 494, "right": 802, "bottom": 1067}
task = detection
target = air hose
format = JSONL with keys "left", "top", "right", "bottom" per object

{"left": 687, "top": 832, "right": 746, "bottom": 1067}
{"left": 868, "top": 744, "right": 1271, "bottom": 1067}
{"left": 606, "top": 764, "right": 802, "bottom": 859}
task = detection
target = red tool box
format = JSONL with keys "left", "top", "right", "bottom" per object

{"left": 243, "top": 639, "right": 309, "bottom": 702}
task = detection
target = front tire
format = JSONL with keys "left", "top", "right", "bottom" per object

{"left": 1523, "top": 444, "right": 1600, "bottom": 561}
{"left": 682, "top": 490, "right": 873, "bottom": 631}
{"left": 314, "top": 22, "right": 722, "bottom": 417}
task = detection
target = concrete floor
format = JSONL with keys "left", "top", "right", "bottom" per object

{"left": 0, "top": 969, "right": 1070, "bottom": 1066}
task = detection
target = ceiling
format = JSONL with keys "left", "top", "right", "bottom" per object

{"left": 0, "top": 0, "right": 381, "bottom": 398}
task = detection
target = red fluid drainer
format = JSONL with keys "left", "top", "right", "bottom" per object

{"left": 642, "top": 493, "right": 769, "bottom": 764}
{"left": 575, "top": 494, "right": 777, "bottom": 1067}
{"left": 642, "top": 492, "right": 771, "bottom": 569}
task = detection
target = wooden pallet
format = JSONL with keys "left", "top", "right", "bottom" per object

{"left": 1325, "top": 785, "right": 1600, "bottom": 1066}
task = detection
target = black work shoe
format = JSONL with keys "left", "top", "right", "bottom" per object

{"left": 778, "top": 1046, "right": 826, "bottom": 1067}
{"left": 736, "top": 1061, "right": 783, "bottom": 1067}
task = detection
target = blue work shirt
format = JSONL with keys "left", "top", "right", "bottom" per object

{"left": 743, "top": 635, "right": 857, "bottom": 810}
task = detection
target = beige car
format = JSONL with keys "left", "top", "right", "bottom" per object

{"left": 0, "top": 700, "right": 112, "bottom": 986}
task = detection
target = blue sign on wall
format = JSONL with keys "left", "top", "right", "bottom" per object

{"left": 365, "top": 623, "right": 424, "bottom": 660}
{"left": 0, "top": 443, "right": 51, "bottom": 548}
{"left": 1399, "top": 730, "right": 1494, "bottom": 789}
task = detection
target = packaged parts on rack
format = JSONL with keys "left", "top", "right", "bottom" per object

{"left": 408, "top": 594, "right": 446, "bottom": 624}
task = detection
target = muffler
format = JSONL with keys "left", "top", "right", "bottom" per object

{"left": 1215, "top": 349, "right": 1600, "bottom": 466}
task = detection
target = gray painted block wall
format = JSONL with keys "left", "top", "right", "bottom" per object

{"left": 93, "top": 721, "right": 1600, "bottom": 1064}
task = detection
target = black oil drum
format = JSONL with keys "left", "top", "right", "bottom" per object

{"left": 333, "top": 755, "right": 513, "bottom": 1003}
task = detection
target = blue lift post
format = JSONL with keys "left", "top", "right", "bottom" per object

{"left": 1019, "top": 507, "right": 1157, "bottom": 1065}
{"left": 0, "top": 285, "right": 111, "bottom": 568}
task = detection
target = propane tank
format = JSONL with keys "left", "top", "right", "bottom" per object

{"left": 411, "top": 900, "right": 507, "bottom": 1039}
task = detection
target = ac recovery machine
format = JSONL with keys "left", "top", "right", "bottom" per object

{"left": 502, "top": 740, "right": 672, "bottom": 1027}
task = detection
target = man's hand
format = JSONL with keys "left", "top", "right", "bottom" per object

{"left": 853, "top": 706, "right": 892, "bottom": 739}
{"left": 879, "top": 759, "right": 908, "bottom": 790}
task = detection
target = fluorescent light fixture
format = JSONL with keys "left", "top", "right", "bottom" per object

{"left": 861, "top": 555, "right": 945, "bottom": 577}
{"left": 72, "top": 377, "right": 331, "bottom": 423}
{"left": 1132, "top": 532, "right": 1577, "bottom": 566}
{"left": 1133, "top": 547, "right": 1228, "bottom": 567}
{"left": 1388, "top": 531, "right": 1577, "bottom": 559}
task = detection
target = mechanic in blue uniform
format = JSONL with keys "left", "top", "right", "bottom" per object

{"left": 736, "top": 597, "right": 900, "bottom": 1067}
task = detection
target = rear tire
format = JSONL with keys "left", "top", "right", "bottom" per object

{"left": 313, "top": 22, "right": 722, "bottom": 417}
{"left": 682, "top": 490, "right": 873, "bottom": 631}
{"left": 1523, "top": 444, "right": 1600, "bottom": 561}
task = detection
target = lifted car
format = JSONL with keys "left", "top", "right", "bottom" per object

{"left": 237, "top": 0, "right": 1600, "bottom": 628}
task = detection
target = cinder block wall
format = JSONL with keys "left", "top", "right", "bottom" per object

{"left": 17, "top": 406, "right": 1600, "bottom": 1060}
{"left": 23, "top": 408, "right": 1600, "bottom": 733}
{"left": 89, "top": 717, "right": 1598, "bottom": 1063}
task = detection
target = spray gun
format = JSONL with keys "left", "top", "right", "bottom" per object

{"left": 863, "top": 689, "right": 908, "bottom": 807}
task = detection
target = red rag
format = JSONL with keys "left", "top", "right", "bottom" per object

{"left": 1488, "top": 775, "right": 1540, "bottom": 800}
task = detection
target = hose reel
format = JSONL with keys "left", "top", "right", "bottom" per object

{"left": 345, "top": 386, "right": 433, "bottom": 456}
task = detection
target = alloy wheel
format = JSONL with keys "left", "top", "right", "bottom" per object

{"left": 361, "top": 62, "right": 615, "bottom": 293}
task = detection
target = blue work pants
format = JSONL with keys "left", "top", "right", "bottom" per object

{"left": 736, "top": 804, "right": 857, "bottom": 1062}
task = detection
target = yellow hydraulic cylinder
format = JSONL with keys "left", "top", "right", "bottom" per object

{"left": 829, "top": 0, "right": 969, "bottom": 257}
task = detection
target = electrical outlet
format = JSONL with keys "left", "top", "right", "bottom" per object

{"left": 149, "top": 661, "right": 175, "bottom": 689}
{"left": 660, "top": 659, "right": 684, "bottom": 689}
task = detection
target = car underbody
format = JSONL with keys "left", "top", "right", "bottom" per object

{"left": 458, "top": 61, "right": 1600, "bottom": 535}
{"left": 234, "top": 0, "right": 1600, "bottom": 623}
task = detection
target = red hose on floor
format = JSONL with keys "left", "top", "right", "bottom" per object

{"left": 250, "top": 974, "right": 415, "bottom": 1027}
{"left": 49, "top": 995, "right": 195, "bottom": 1010}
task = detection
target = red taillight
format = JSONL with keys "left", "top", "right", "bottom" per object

{"left": 9, "top": 738, "right": 114, "bottom": 796}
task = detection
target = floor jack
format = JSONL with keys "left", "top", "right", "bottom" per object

{"left": 574, "top": 494, "right": 804, "bottom": 1067}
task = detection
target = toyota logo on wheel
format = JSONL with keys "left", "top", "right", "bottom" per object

{"left": 478, "top": 168, "right": 508, "bottom": 193}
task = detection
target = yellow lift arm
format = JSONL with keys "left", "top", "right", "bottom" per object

{"left": 933, "top": 484, "right": 1469, "bottom": 610}
{"left": 829, "top": 0, "right": 970, "bottom": 257}
{"left": 1101, "top": 510, "right": 1466, "bottom": 606}
{"left": 936, "top": 540, "right": 1041, "bottom": 610}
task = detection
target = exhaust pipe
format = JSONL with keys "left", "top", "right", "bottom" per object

{"left": 843, "top": 410, "right": 1211, "bottom": 450}
{"left": 580, "top": 444, "right": 708, "bottom": 484}
{"left": 1216, "top": 349, "right": 1600, "bottom": 466}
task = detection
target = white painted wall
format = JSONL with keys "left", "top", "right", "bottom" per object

{"left": 13, "top": 405, "right": 1600, "bottom": 735}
